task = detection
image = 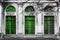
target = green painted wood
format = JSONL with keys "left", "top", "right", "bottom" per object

{"left": 44, "top": 16, "right": 54, "bottom": 34}
{"left": 25, "top": 16, "right": 35, "bottom": 34}
{"left": 6, "top": 16, "right": 16, "bottom": 34}
{"left": 6, "top": 6, "right": 16, "bottom": 12}
{"left": 25, "top": 6, "right": 35, "bottom": 12}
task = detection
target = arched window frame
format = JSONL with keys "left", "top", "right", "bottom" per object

{"left": 44, "top": 6, "right": 53, "bottom": 12}
{"left": 5, "top": 5, "right": 16, "bottom": 12}
{"left": 25, "top": 6, "right": 35, "bottom": 12}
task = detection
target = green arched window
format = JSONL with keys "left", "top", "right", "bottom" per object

{"left": 44, "top": 6, "right": 53, "bottom": 12}
{"left": 25, "top": 6, "right": 35, "bottom": 12}
{"left": 6, "top": 6, "right": 16, "bottom": 12}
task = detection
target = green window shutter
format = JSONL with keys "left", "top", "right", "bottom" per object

{"left": 6, "top": 6, "right": 16, "bottom": 12}
{"left": 6, "top": 16, "right": 16, "bottom": 34}
{"left": 25, "top": 6, "right": 35, "bottom": 12}
{"left": 25, "top": 16, "right": 35, "bottom": 34}
{"left": 44, "top": 16, "right": 54, "bottom": 34}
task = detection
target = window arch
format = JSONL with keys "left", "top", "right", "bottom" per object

{"left": 6, "top": 6, "right": 16, "bottom": 12}
{"left": 44, "top": 6, "right": 53, "bottom": 12}
{"left": 25, "top": 6, "right": 35, "bottom": 12}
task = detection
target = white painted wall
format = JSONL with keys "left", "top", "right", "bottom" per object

{"left": 37, "top": 13, "right": 43, "bottom": 35}
{"left": 59, "top": 7, "right": 60, "bottom": 27}
{"left": 58, "top": 6, "right": 60, "bottom": 34}
{"left": 55, "top": 15, "right": 59, "bottom": 35}
{"left": 0, "top": 5, "right": 2, "bottom": 33}
{"left": 17, "top": 5, "right": 24, "bottom": 34}
{"left": 18, "top": 14, "right": 23, "bottom": 34}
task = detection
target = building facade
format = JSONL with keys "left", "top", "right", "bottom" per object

{"left": 0, "top": 0, "right": 60, "bottom": 40}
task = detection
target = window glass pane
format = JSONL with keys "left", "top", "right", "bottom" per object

{"left": 44, "top": 16, "right": 54, "bottom": 34}
{"left": 6, "top": 16, "right": 16, "bottom": 34}
{"left": 6, "top": 6, "right": 16, "bottom": 12}
{"left": 25, "top": 6, "right": 35, "bottom": 12}
{"left": 25, "top": 16, "right": 35, "bottom": 34}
